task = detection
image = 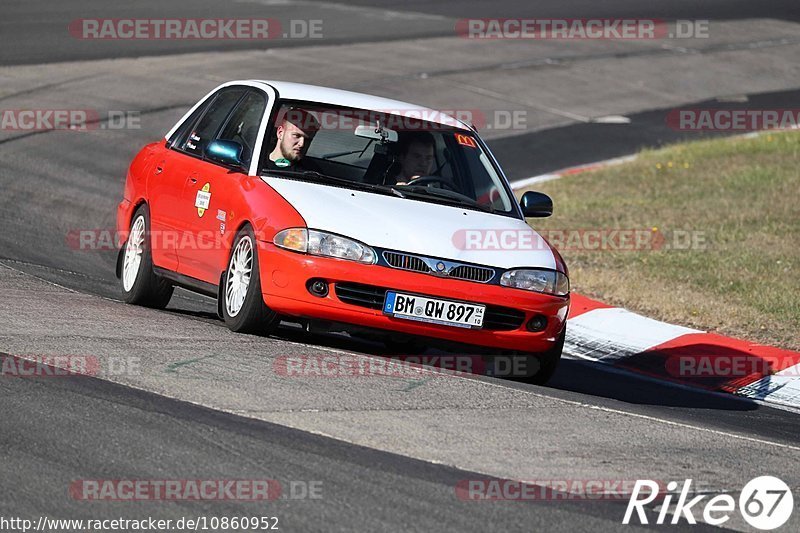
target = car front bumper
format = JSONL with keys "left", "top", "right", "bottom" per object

{"left": 258, "top": 242, "right": 569, "bottom": 353}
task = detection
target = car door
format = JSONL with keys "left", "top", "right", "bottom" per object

{"left": 157, "top": 86, "right": 248, "bottom": 281}
{"left": 144, "top": 143, "right": 184, "bottom": 271}
{"left": 178, "top": 89, "right": 268, "bottom": 284}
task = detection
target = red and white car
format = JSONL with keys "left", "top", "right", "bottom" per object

{"left": 116, "top": 80, "right": 569, "bottom": 382}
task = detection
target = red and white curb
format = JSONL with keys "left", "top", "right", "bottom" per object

{"left": 566, "top": 294, "right": 800, "bottom": 410}
{"left": 513, "top": 159, "right": 800, "bottom": 410}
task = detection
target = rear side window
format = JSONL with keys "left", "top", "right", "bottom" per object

{"left": 177, "top": 88, "right": 246, "bottom": 157}
{"left": 216, "top": 91, "right": 267, "bottom": 167}
{"left": 168, "top": 97, "right": 211, "bottom": 146}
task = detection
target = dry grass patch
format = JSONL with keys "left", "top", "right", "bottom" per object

{"left": 520, "top": 131, "right": 800, "bottom": 350}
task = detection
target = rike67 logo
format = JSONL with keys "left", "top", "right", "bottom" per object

{"left": 624, "top": 476, "right": 794, "bottom": 530}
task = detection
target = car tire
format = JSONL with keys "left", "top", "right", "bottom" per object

{"left": 120, "top": 204, "right": 174, "bottom": 308}
{"left": 524, "top": 327, "right": 565, "bottom": 385}
{"left": 222, "top": 225, "right": 280, "bottom": 334}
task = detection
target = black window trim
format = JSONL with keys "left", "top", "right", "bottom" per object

{"left": 167, "top": 90, "right": 226, "bottom": 149}
{"left": 168, "top": 85, "right": 260, "bottom": 170}
{"left": 213, "top": 89, "right": 269, "bottom": 170}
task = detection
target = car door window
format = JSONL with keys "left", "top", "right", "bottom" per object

{"left": 168, "top": 97, "right": 213, "bottom": 147}
{"left": 177, "top": 88, "right": 246, "bottom": 157}
{"left": 216, "top": 91, "right": 267, "bottom": 166}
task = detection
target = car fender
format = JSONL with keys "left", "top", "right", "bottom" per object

{"left": 210, "top": 175, "right": 307, "bottom": 286}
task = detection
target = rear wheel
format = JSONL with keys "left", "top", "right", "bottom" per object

{"left": 222, "top": 225, "right": 280, "bottom": 334}
{"left": 120, "top": 205, "right": 173, "bottom": 308}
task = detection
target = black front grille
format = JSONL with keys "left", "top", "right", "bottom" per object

{"left": 383, "top": 251, "right": 432, "bottom": 274}
{"left": 482, "top": 307, "right": 526, "bottom": 331}
{"left": 334, "top": 283, "right": 525, "bottom": 331}
{"left": 335, "top": 282, "right": 385, "bottom": 310}
{"left": 448, "top": 265, "right": 495, "bottom": 283}
{"left": 381, "top": 251, "right": 495, "bottom": 283}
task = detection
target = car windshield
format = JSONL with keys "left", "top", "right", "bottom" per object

{"left": 259, "top": 101, "right": 518, "bottom": 216}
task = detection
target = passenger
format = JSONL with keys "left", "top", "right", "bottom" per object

{"left": 265, "top": 108, "right": 321, "bottom": 171}
{"left": 388, "top": 131, "right": 437, "bottom": 185}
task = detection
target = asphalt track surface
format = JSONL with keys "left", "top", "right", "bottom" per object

{"left": 9, "top": 364, "right": 732, "bottom": 532}
{"left": 3, "top": 0, "right": 798, "bottom": 66}
{"left": 1, "top": 2, "right": 800, "bottom": 532}
{"left": 0, "top": 370, "right": 648, "bottom": 532}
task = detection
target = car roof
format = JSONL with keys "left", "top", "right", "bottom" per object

{"left": 244, "top": 79, "right": 471, "bottom": 130}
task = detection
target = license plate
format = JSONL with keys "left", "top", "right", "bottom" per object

{"left": 383, "top": 292, "right": 485, "bottom": 329}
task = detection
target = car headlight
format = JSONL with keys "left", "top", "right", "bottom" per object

{"left": 274, "top": 228, "right": 376, "bottom": 264}
{"left": 500, "top": 269, "right": 569, "bottom": 296}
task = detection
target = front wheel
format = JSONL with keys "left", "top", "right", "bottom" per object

{"left": 524, "top": 328, "right": 565, "bottom": 385}
{"left": 222, "top": 225, "right": 280, "bottom": 334}
{"left": 120, "top": 205, "right": 173, "bottom": 308}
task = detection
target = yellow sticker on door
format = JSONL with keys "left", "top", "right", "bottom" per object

{"left": 195, "top": 183, "right": 211, "bottom": 217}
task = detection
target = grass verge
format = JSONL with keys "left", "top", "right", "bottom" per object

{"left": 521, "top": 131, "right": 800, "bottom": 350}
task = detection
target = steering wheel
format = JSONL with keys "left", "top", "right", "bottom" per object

{"left": 405, "top": 175, "right": 458, "bottom": 192}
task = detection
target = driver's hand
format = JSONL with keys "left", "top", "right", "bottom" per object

{"left": 396, "top": 175, "right": 420, "bottom": 186}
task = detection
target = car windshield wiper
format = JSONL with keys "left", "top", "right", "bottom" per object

{"left": 321, "top": 150, "right": 364, "bottom": 160}
{"left": 264, "top": 169, "right": 406, "bottom": 198}
{"left": 394, "top": 185, "right": 493, "bottom": 213}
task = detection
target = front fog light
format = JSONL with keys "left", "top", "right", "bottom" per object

{"left": 307, "top": 279, "right": 329, "bottom": 297}
{"left": 526, "top": 315, "right": 548, "bottom": 332}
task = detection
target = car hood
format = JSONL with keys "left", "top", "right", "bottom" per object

{"left": 262, "top": 176, "right": 557, "bottom": 270}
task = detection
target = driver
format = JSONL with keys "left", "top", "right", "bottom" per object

{"left": 389, "top": 131, "right": 436, "bottom": 185}
{"left": 265, "top": 107, "right": 321, "bottom": 171}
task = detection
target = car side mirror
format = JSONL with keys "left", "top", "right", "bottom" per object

{"left": 206, "top": 140, "right": 246, "bottom": 170}
{"left": 520, "top": 191, "right": 553, "bottom": 217}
